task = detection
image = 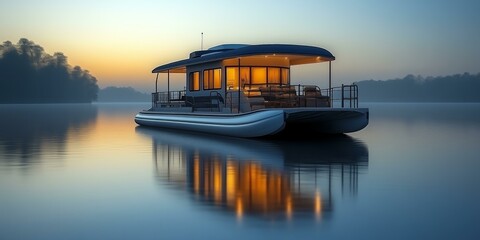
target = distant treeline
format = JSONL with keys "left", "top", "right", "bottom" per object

{"left": 355, "top": 73, "right": 480, "bottom": 102}
{"left": 97, "top": 86, "right": 150, "bottom": 102}
{"left": 0, "top": 38, "right": 98, "bottom": 103}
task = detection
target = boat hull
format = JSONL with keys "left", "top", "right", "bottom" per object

{"left": 135, "top": 109, "right": 286, "bottom": 138}
{"left": 135, "top": 108, "right": 369, "bottom": 137}
{"left": 284, "top": 108, "right": 369, "bottom": 134}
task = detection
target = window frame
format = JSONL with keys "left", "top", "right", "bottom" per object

{"left": 225, "top": 66, "right": 290, "bottom": 88}
{"left": 189, "top": 71, "right": 200, "bottom": 91}
{"left": 203, "top": 68, "right": 222, "bottom": 90}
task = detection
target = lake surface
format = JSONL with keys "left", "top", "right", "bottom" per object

{"left": 0, "top": 103, "right": 479, "bottom": 240}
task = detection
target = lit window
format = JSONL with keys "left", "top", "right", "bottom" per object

{"left": 226, "top": 67, "right": 238, "bottom": 89}
{"left": 189, "top": 72, "right": 200, "bottom": 91}
{"left": 251, "top": 67, "right": 266, "bottom": 85}
{"left": 226, "top": 67, "right": 250, "bottom": 89}
{"left": 240, "top": 67, "right": 250, "bottom": 87}
{"left": 203, "top": 68, "right": 222, "bottom": 90}
{"left": 281, "top": 68, "right": 289, "bottom": 85}
{"left": 268, "top": 67, "right": 281, "bottom": 84}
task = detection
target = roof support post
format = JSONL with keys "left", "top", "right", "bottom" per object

{"left": 328, "top": 61, "right": 332, "bottom": 108}
{"left": 155, "top": 73, "right": 159, "bottom": 93}
{"left": 238, "top": 58, "right": 241, "bottom": 113}
{"left": 167, "top": 70, "right": 170, "bottom": 103}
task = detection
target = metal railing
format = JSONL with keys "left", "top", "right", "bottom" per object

{"left": 152, "top": 90, "right": 186, "bottom": 108}
{"left": 209, "top": 91, "right": 223, "bottom": 112}
{"left": 328, "top": 84, "right": 359, "bottom": 108}
{"left": 151, "top": 83, "right": 359, "bottom": 111}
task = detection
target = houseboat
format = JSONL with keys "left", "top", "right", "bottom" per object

{"left": 135, "top": 44, "right": 368, "bottom": 137}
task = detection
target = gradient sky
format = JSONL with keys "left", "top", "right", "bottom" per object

{"left": 1, "top": 0, "right": 479, "bottom": 92}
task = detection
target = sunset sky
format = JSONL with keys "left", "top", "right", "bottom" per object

{"left": 1, "top": 0, "right": 479, "bottom": 92}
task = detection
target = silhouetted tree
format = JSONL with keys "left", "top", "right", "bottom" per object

{"left": 0, "top": 38, "right": 98, "bottom": 103}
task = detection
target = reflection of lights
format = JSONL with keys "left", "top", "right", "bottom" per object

{"left": 152, "top": 142, "right": 365, "bottom": 220}
{"left": 236, "top": 197, "right": 243, "bottom": 220}
{"left": 286, "top": 195, "right": 292, "bottom": 220}
{"left": 315, "top": 190, "right": 322, "bottom": 219}
{"left": 193, "top": 156, "right": 200, "bottom": 194}
{"left": 226, "top": 160, "right": 237, "bottom": 204}
{"left": 204, "top": 161, "right": 210, "bottom": 194}
{"left": 213, "top": 159, "right": 222, "bottom": 203}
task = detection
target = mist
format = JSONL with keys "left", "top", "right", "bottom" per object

{"left": 355, "top": 73, "right": 480, "bottom": 102}
{"left": 97, "top": 86, "right": 150, "bottom": 102}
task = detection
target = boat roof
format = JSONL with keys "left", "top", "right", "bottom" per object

{"left": 152, "top": 44, "right": 335, "bottom": 73}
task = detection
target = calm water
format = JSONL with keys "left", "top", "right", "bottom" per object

{"left": 0, "top": 103, "right": 479, "bottom": 240}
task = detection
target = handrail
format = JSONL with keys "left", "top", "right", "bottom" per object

{"left": 209, "top": 91, "right": 223, "bottom": 112}
{"left": 225, "top": 91, "right": 234, "bottom": 113}
{"left": 152, "top": 92, "right": 159, "bottom": 108}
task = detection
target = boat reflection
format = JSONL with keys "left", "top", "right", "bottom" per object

{"left": 136, "top": 127, "right": 368, "bottom": 221}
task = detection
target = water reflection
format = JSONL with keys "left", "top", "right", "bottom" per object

{"left": 0, "top": 104, "right": 97, "bottom": 166}
{"left": 366, "top": 103, "right": 480, "bottom": 126}
{"left": 136, "top": 127, "right": 368, "bottom": 221}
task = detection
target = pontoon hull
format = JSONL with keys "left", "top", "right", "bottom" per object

{"left": 284, "top": 108, "right": 369, "bottom": 134}
{"left": 135, "top": 109, "right": 286, "bottom": 138}
{"left": 135, "top": 108, "right": 369, "bottom": 137}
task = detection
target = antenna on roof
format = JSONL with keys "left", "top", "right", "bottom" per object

{"left": 201, "top": 32, "right": 204, "bottom": 50}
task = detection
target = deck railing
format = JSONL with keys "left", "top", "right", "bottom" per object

{"left": 152, "top": 90, "right": 186, "bottom": 108}
{"left": 151, "top": 84, "right": 359, "bottom": 111}
{"left": 330, "top": 84, "right": 359, "bottom": 108}
{"left": 245, "top": 84, "right": 359, "bottom": 108}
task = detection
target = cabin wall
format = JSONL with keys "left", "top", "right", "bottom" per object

{"left": 186, "top": 61, "right": 225, "bottom": 98}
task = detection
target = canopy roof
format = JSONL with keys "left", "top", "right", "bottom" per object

{"left": 152, "top": 44, "right": 335, "bottom": 73}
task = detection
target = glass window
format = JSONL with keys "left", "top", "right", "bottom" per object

{"left": 226, "top": 67, "right": 238, "bottom": 89}
{"left": 268, "top": 67, "right": 281, "bottom": 84}
{"left": 251, "top": 67, "right": 267, "bottom": 85}
{"left": 203, "top": 68, "right": 222, "bottom": 90}
{"left": 189, "top": 72, "right": 200, "bottom": 91}
{"left": 227, "top": 67, "right": 251, "bottom": 90}
{"left": 281, "top": 68, "right": 289, "bottom": 85}
{"left": 240, "top": 67, "right": 250, "bottom": 87}
{"left": 214, "top": 69, "right": 221, "bottom": 89}
{"left": 203, "top": 70, "right": 210, "bottom": 89}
